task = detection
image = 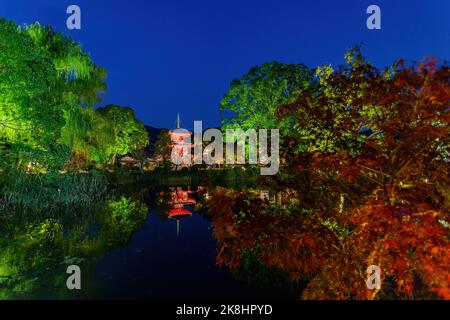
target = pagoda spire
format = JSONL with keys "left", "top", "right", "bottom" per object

{"left": 177, "top": 113, "right": 180, "bottom": 129}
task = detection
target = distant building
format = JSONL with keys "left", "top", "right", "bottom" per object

{"left": 119, "top": 155, "right": 140, "bottom": 168}
{"left": 168, "top": 113, "right": 193, "bottom": 169}
{"left": 119, "top": 155, "right": 158, "bottom": 171}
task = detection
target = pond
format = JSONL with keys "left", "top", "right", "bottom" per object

{"left": 0, "top": 185, "right": 301, "bottom": 300}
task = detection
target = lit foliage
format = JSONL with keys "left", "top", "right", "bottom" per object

{"left": 97, "top": 105, "right": 149, "bottom": 162}
{"left": 0, "top": 19, "right": 62, "bottom": 153}
{"left": 219, "top": 61, "right": 315, "bottom": 133}
{"left": 0, "top": 19, "right": 147, "bottom": 171}
{"left": 24, "top": 22, "right": 107, "bottom": 106}
{"left": 0, "top": 197, "right": 148, "bottom": 298}
{"left": 208, "top": 50, "right": 449, "bottom": 299}
{"left": 154, "top": 129, "right": 172, "bottom": 168}
{"left": 59, "top": 106, "right": 114, "bottom": 165}
{"left": 105, "top": 196, "right": 148, "bottom": 236}
{"left": 0, "top": 219, "right": 64, "bottom": 297}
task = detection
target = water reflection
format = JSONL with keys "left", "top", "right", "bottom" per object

{"left": 164, "top": 187, "right": 194, "bottom": 236}
{"left": 0, "top": 185, "right": 299, "bottom": 299}
{"left": 0, "top": 196, "right": 149, "bottom": 299}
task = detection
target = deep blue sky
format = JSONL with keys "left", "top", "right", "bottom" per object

{"left": 1, "top": 0, "right": 449, "bottom": 129}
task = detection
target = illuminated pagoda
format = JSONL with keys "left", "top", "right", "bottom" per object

{"left": 168, "top": 113, "right": 193, "bottom": 169}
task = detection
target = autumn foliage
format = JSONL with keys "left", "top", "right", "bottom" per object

{"left": 207, "top": 52, "right": 450, "bottom": 299}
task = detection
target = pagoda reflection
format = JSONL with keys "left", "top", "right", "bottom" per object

{"left": 161, "top": 186, "right": 197, "bottom": 236}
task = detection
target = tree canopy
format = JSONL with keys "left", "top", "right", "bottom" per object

{"left": 97, "top": 104, "right": 149, "bottom": 162}
{"left": 0, "top": 19, "right": 147, "bottom": 171}
{"left": 219, "top": 61, "right": 315, "bottom": 133}
{"left": 208, "top": 50, "right": 450, "bottom": 300}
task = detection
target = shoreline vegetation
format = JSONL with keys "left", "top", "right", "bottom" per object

{"left": 0, "top": 167, "right": 260, "bottom": 215}
{"left": 0, "top": 17, "right": 261, "bottom": 216}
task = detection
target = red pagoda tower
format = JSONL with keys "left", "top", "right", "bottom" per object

{"left": 168, "top": 113, "right": 193, "bottom": 168}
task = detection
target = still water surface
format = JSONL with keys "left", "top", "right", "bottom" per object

{"left": 0, "top": 186, "right": 299, "bottom": 299}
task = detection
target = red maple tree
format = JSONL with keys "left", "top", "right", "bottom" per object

{"left": 207, "top": 52, "right": 449, "bottom": 299}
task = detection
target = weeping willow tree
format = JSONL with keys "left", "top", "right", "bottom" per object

{"left": 1, "top": 19, "right": 148, "bottom": 172}
{"left": 23, "top": 22, "right": 110, "bottom": 168}
{"left": 59, "top": 104, "right": 149, "bottom": 168}
{"left": 24, "top": 23, "right": 149, "bottom": 168}
{"left": 0, "top": 19, "right": 66, "bottom": 169}
{"left": 58, "top": 106, "right": 116, "bottom": 168}
{"left": 0, "top": 19, "right": 110, "bottom": 171}
{"left": 23, "top": 22, "right": 106, "bottom": 106}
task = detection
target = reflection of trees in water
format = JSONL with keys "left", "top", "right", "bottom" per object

{"left": 204, "top": 187, "right": 319, "bottom": 299}
{"left": 231, "top": 250, "right": 310, "bottom": 299}
{"left": 0, "top": 196, "right": 148, "bottom": 299}
{"left": 206, "top": 186, "right": 449, "bottom": 300}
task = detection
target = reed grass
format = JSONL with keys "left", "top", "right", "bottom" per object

{"left": 0, "top": 170, "right": 109, "bottom": 215}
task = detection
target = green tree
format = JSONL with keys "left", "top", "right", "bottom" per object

{"left": 96, "top": 105, "right": 149, "bottom": 164}
{"left": 154, "top": 130, "right": 172, "bottom": 169}
{"left": 0, "top": 19, "right": 108, "bottom": 172}
{"left": 219, "top": 61, "right": 315, "bottom": 132}
{"left": 276, "top": 47, "right": 381, "bottom": 155}
{"left": 23, "top": 22, "right": 106, "bottom": 107}
{"left": 0, "top": 19, "right": 66, "bottom": 169}
{"left": 23, "top": 22, "right": 109, "bottom": 169}
{"left": 59, "top": 107, "right": 118, "bottom": 168}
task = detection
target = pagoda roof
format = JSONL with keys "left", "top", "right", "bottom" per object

{"left": 168, "top": 207, "right": 192, "bottom": 218}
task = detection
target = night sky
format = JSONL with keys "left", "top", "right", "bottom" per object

{"left": 1, "top": 0, "right": 449, "bottom": 130}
